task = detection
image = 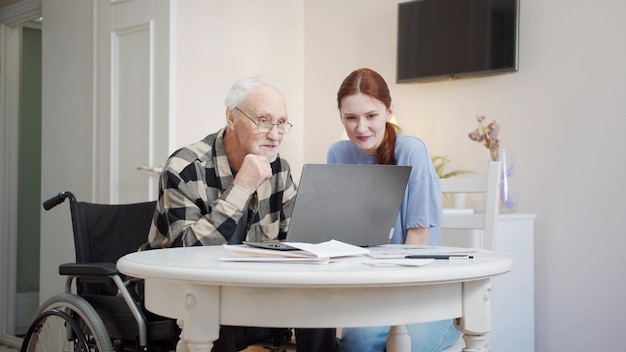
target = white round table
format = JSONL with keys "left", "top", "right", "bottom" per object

{"left": 117, "top": 246, "right": 512, "bottom": 352}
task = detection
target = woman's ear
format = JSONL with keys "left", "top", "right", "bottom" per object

{"left": 386, "top": 106, "right": 394, "bottom": 122}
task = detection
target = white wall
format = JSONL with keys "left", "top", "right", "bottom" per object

{"left": 176, "top": 0, "right": 305, "bottom": 180}
{"left": 176, "top": 2, "right": 626, "bottom": 351}
{"left": 37, "top": 0, "right": 626, "bottom": 351}
{"left": 39, "top": 0, "right": 94, "bottom": 303}
{"left": 303, "top": 0, "right": 626, "bottom": 351}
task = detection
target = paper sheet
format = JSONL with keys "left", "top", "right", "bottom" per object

{"left": 361, "top": 258, "right": 435, "bottom": 267}
{"left": 221, "top": 239, "right": 369, "bottom": 263}
{"left": 367, "top": 246, "right": 479, "bottom": 259}
{"left": 220, "top": 256, "right": 330, "bottom": 264}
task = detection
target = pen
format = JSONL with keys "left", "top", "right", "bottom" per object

{"left": 405, "top": 254, "right": 474, "bottom": 259}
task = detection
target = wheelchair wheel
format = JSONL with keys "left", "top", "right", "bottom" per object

{"left": 21, "top": 293, "right": 113, "bottom": 352}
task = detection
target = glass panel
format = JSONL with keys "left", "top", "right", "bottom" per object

{"left": 16, "top": 25, "right": 42, "bottom": 337}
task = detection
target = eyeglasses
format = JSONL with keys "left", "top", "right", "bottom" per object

{"left": 234, "top": 107, "right": 293, "bottom": 134}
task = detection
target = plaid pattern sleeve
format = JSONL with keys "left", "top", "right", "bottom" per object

{"left": 140, "top": 128, "right": 297, "bottom": 249}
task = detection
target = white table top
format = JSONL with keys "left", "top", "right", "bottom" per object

{"left": 117, "top": 245, "right": 512, "bottom": 287}
{"left": 117, "top": 245, "right": 512, "bottom": 352}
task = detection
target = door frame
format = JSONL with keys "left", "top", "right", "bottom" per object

{"left": 0, "top": 0, "right": 42, "bottom": 346}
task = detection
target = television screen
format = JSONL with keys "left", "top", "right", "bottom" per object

{"left": 397, "top": 0, "right": 519, "bottom": 83}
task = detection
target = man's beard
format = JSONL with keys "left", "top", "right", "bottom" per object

{"left": 253, "top": 146, "right": 278, "bottom": 163}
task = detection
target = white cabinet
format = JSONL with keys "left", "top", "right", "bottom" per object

{"left": 491, "top": 213, "right": 535, "bottom": 352}
{"left": 441, "top": 213, "right": 535, "bottom": 351}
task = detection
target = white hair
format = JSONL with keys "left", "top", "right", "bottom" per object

{"left": 224, "top": 75, "right": 288, "bottom": 108}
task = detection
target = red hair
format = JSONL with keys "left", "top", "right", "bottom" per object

{"left": 337, "top": 68, "right": 398, "bottom": 165}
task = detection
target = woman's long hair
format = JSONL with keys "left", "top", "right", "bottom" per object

{"left": 337, "top": 68, "right": 398, "bottom": 165}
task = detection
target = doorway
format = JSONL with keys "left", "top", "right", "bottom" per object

{"left": 16, "top": 22, "right": 42, "bottom": 337}
{"left": 0, "top": 13, "right": 42, "bottom": 347}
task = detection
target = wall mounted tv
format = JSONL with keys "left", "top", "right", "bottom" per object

{"left": 397, "top": 0, "right": 519, "bottom": 83}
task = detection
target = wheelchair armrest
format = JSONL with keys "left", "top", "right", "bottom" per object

{"left": 59, "top": 262, "right": 119, "bottom": 276}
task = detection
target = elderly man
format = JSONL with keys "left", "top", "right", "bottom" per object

{"left": 141, "top": 75, "right": 336, "bottom": 352}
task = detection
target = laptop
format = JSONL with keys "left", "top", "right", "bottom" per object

{"left": 244, "top": 163, "right": 411, "bottom": 249}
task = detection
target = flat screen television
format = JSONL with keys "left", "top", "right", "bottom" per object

{"left": 397, "top": 0, "right": 519, "bottom": 83}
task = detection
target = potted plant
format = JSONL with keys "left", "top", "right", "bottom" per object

{"left": 431, "top": 155, "right": 474, "bottom": 179}
{"left": 432, "top": 155, "right": 474, "bottom": 208}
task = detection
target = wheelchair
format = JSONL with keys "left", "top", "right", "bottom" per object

{"left": 20, "top": 191, "right": 295, "bottom": 352}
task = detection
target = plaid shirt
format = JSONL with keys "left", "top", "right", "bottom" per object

{"left": 141, "top": 127, "right": 297, "bottom": 249}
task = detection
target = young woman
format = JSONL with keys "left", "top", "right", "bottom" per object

{"left": 328, "top": 68, "right": 460, "bottom": 352}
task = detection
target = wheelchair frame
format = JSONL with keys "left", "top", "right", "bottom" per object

{"left": 21, "top": 192, "right": 294, "bottom": 352}
{"left": 21, "top": 192, "right": 174, "bottom": 352}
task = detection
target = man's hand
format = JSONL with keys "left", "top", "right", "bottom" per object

{"left": 233, "top": 154, "right": 272, "bottom": 193}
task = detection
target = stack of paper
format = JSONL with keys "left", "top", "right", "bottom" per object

{"left": 221, "top": 239, "right": 370, "bottom": 264}
{"left": 361, "top": 258, "right": 435, "bottom": 267}
{"left": 367, "top": 245, "right": 479, "bottom": 259}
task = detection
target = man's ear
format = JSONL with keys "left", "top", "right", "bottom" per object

{"left": 226, "top": 108, "right": 236, "bottom": 128}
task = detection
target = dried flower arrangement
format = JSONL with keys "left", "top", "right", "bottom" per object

{"left": 468, "top": 115, "right": 500, "bottom": 161}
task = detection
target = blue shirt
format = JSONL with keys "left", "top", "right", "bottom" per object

{"left": 327, "top": 134, "right": 442, "bottom": 245}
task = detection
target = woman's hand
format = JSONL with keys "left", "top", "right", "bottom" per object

{"left": 405, "top": 227, "right": 430, "bottom": 245}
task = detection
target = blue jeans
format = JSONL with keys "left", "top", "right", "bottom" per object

{"left": 338, "top": 320, "right": 460, "bottom": 352}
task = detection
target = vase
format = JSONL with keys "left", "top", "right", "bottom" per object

{"left": 496, "top": 147, "right": 515, "bottom": 212}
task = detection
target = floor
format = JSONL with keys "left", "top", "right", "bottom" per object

{"left": 2, "top": 341, "right": 278, "bottom": 352}
{"left": 3, "top": 343, "right": 267, "bottom": 352}
{"left": 2, "top": 342, "right": 270, "bottom": 352}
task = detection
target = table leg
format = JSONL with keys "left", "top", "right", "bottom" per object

{"left": 386, "top": 325, "right": 411, "bottom": 352}
{"left": 460, "top": 332, "right": 489, "bottom": 351}
{"left": 176, "top": 284, "right": 221, "bottom": 352}
{"left": 455, "top": 279, "right": 493, "bottom": 352}
{"left": 176, "top": 320, "right": 188, "bottom": 352}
